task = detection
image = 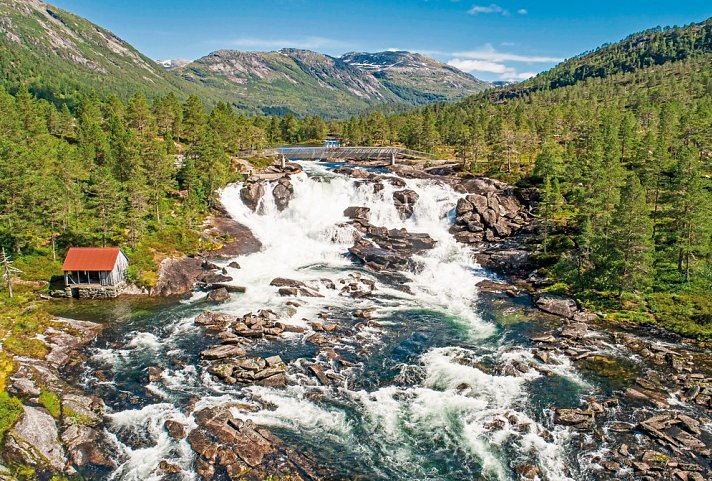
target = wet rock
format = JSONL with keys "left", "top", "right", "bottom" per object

{"left": 272, "top": 177, "right": 294, "bottom": 211}
{"left": 164, "top": 420, "right": 187, "bottom": 440}
{"left": 240, "top": 181, "right": 264, "bottom": 211}
{"left": 159, "top": 460, "right": 182, "bottom": 474}
{"left": 309, "top": 364, "right": 330, "bottom": 385}
{"left": 553, "top": 407, "right": 594, "bottom": 430}
{"left": 198, "top": 271, "right": 233, "bottom": 285}
{"left": 560, "top": 321, "right": 589, "bottom": 340}
{"left": 61, "top": 424, "right": 113, "bottom": 469}
{"left": 227, "top": 261, "right": 241, "bottom": 269}
{"left": 4, "top": 406, "right": 67, "bottom": 471}
{"left": 515, "top": 464, "right": 541, "bottom": 479}
{"left": 344, "top": 206, "right": 370, "bottom": 221}
{"left": 201, "top": 345, "right": 247, "bottom": 360}
{"left": 206, "top": 287, "right": 231, "bottom": 303}
{"left": 534, "top": 295, "right": 579, "bottom": 319}
{"left": 195, "top": 312, "right": 237, "bottom": 330}
{"left": 392, "top": 189, "right": 419, "bottom": 219}
{"left": 148, "top": 366, "right": 163, "bottom": 383}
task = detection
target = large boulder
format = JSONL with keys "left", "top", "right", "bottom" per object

{"left": 393, "top": 189, "right": 419, "bottom": 219}
{"left": 344, "top": 206, "right": 370, "bottom": 222}
{"left": 272, "top": 177, "right": 294, "bottom": 211}
{"left": 4, "top": 406, "right": 67, "bottom": 472}
{"left": 206, "top": 287, "right": 231, "bottom": 303}
{"left": 240, "top": 182, "right": 265, "bottom": 211}
{"left": 534, "top": 295, "right": 579, "bottom": 319}
{"left": 60, "top": 424, "right": 113, "bottom": 469}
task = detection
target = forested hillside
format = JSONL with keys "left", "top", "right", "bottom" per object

{"left": 337, "top": 51, "right": 712, "bottom": 337}
{"left": 499, "top": 17, "right": 712, "bottom": 97}
{"left": 0, "top": 86, "right": 337, "bottom": 286}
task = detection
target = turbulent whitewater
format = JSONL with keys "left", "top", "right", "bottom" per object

{"left": 76, "top": 163, "right": 591, "bottom": 481}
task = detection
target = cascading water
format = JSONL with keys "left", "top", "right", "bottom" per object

{"left": 79, "top": 163, "right": 592, "bottom": 481}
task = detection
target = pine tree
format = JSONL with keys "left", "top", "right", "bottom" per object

{"left": 610, "top": 174, "right": 654, "bottom": 297}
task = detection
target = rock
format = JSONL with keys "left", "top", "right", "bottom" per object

{"left": 392, "top": 189, "right": 419, "bottom": 219}
{"left": 61, "top": 424, "right": 113, "bottom": 469}
{"left": 227, "top": 261, "right": 241, "bottom": 269}
{"left": 534, "top": 295, "right": 579, "bottom": 319}
{"left": 515, "top": 464, "right": 540, "bottom": 479}
{"left": 344, "top": 206, "right": 370, "bottom": 221}
{"left": 61, "top": 394, "right": 103, "bottom": 427}
{"left": 209, "top": 283, "right": 246, "bottom": 293}
{"left": 164, "top": 420, "right": 187, "bottom": 440}
{"left": 148, "top": 366, "right": 163, "bottom": 382}
{"left": 207, "top": 287, "right": 231, "bottom": 303}
{"left": 240, "top": 182, "right": 264, "bottom": 211}
{"left": 456, "top": 197, "right": 474, "bottom": 216}
{"left": 553, "top": 408, "right": 594, "bottom": 430}
{"left": 560, "top": 322, "right": 589, "bottom": 339}
{"left": 4, "top": 406, "right": 67, "bottom": 471}
{"left": 309, "top": 364, "right": 330, "bottom": 385}
{"left": 534, "top": 351, "right": 550, "bottom": 363}
{"left": 201, "top": 345, "right": 247, "bottom": 360}
{"left": 272, "top": 177, "right": 294, "bottom": 211}
{"left": 159, "top": 460, "right": 182, "bottom": 474}
{"left": 195, "top": 312, "right": 236, "bottom": 330}
{"left": 198, "top": 272, "right": 233, "bottom": 284}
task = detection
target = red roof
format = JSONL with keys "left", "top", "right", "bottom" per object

{"left": 62, "top": 247, "right": 123, "bottom": 271}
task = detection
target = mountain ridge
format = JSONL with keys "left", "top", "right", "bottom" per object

{"left": 173, "top": 48, "right": 489, "bottom": 117}
{"left": 0, "top": 0, "right": 488, "bottom": 117}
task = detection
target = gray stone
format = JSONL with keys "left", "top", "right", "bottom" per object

{"left": 5, "top": 406, "right": 67, "bottom": 471}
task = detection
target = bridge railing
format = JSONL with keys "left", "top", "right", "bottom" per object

{"left": 261, "top": 146, "right": 436, "bottom": 161}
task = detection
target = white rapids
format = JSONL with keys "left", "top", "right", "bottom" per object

{"left": 94, "top": 162, "right": 588, "bottom": 481}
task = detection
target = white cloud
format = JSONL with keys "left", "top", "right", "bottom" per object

{"left": 452, "top": 43, "right": 563, "bottom": 63}
{"left": 448, "top": 58, "right": 509, "bottom": 74}
{"left": 228, "top": 36, "right": 349, "bottom": 51}
{"left": 448, "top": 58, "right": 540, "bottom": 81}
{"left": 517, "top": 8, "right": 528, "bottom": 15}
{"left": 467, "top": 3, "right": 510, "bottom": 15}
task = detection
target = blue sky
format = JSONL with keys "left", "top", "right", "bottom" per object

{"left": 51, "top": 0, "right": 711, "bottom": 81}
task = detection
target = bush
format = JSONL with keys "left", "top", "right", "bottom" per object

{"left": 0, "top": 392, "right": 23, "bottom": 442}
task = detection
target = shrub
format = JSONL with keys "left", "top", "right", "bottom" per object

{"left": 0, "top": 392, "right": 23, "bottom": 443}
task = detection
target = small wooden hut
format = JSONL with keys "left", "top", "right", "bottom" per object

{"left": 61, "top": 247, "right": 129, "bottom": 298}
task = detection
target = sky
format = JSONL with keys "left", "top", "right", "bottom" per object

{"left": 50, "top": 0, "right": 712, "bottom": 82}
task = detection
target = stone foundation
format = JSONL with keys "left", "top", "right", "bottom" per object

{"left": 69, "top": 283, "right": 125, "bottom": 299}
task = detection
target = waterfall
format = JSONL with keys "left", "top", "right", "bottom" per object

{"left": 91, "top": 162, "right": 585, "bottom": 481}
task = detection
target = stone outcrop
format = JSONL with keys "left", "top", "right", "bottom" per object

{"left": 4, "top": 406, "right": 68, "bottom": 472}
{"left": 209, "top": 355, "right": 287, "bottom": 387}
{"left": 187, "top": 406, "right": 318, "bottom": 481}
{"left": 392, "top": 189, "right": 419, "bottom": 219}
{"left": 240, "top": 181, "right": 265, "bottom": 211}
{"left": 272, "top": 176, "right": 294, "bottom": 211}
{"left": 450, "top": 189, "right": 530, "bottom": 245}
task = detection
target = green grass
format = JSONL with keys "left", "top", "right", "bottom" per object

{"left": 39, "top": 390, "right": 60, "bottom": 418}
{"left": 0, "top": 391, "right": 23, "bottom": 443}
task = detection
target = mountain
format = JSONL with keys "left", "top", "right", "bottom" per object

{"left": 0, "top": 0, "right": 487, "bottom": 117}
{"left": 0, "top": 0, "right": 218, "bottom": 105}
{"left": 341, "top": 51, "right": 489, "bottom": 104}
{"left": 495, "top": 17, "right": 712, "bottom": 98}
{"left": 174, "top": 49, "right": 489, "bottom": 117}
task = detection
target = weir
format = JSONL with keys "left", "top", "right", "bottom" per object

{"left": 261, "top": 146, "right": 437, "bottom": 162}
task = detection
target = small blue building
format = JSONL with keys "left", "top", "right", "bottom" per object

{"left": 324, "top": 138, "right": 340, "bottom": 149}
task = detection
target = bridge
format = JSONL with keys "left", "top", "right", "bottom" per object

{"left": 261, "top": 146, "right": 437, "bottom": 164}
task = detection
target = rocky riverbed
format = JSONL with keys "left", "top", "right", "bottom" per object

{"left": 5, "top": 160, "right": 711, "bottom": 481}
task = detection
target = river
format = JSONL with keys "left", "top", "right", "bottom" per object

{"left": 52, "top": 162, "right": 711, "bottom": 481}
